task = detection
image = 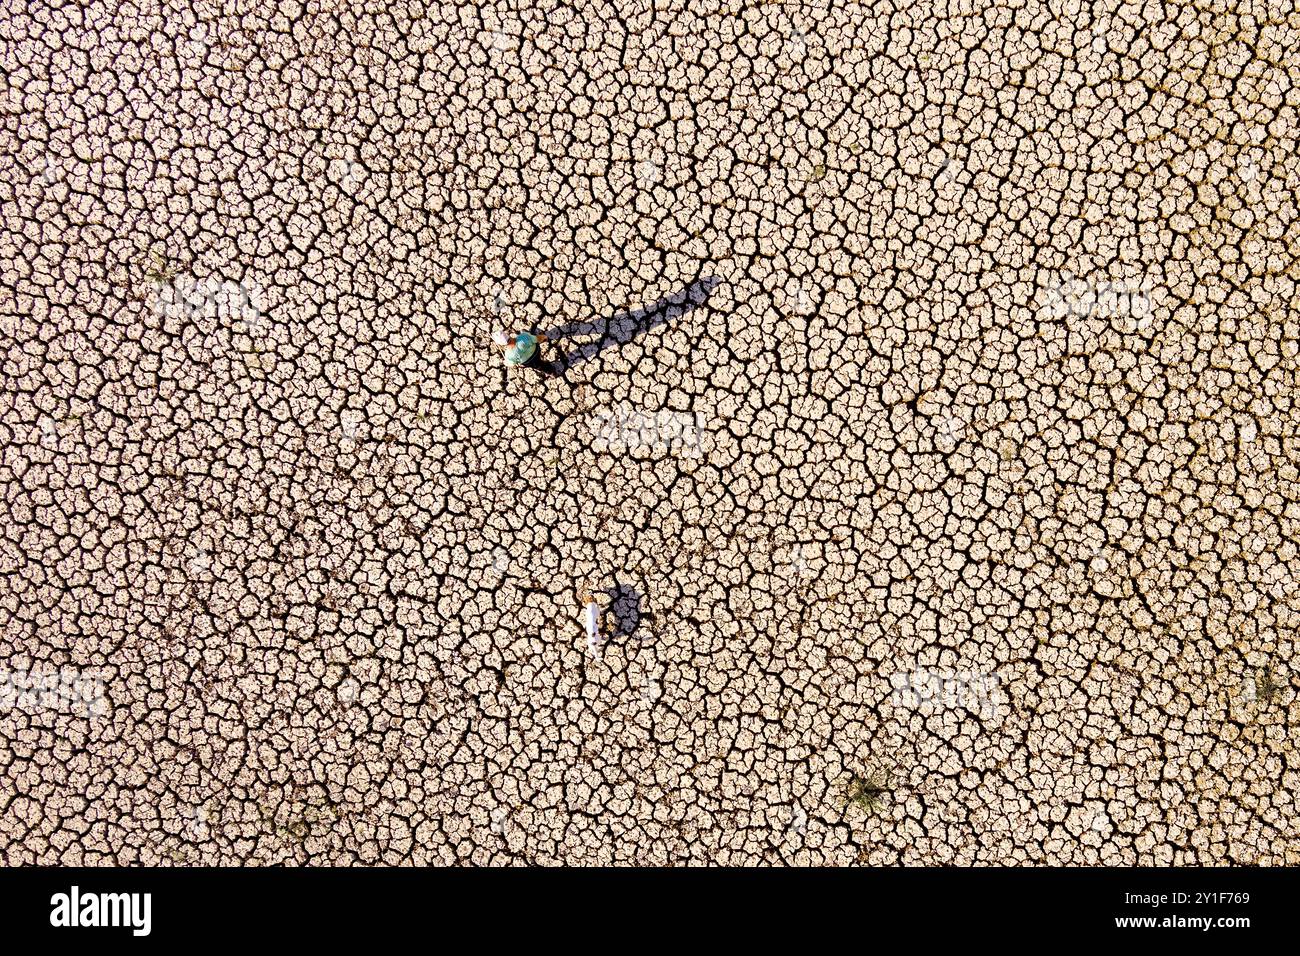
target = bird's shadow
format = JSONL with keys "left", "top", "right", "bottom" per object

{"left": 607, "top": 582, "right": 643, "bottom": 639}
{"left": 538, "top": 276, "right": 721, "bottom": 376}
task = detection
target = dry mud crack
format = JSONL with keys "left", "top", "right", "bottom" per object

{"left": 1, "top": 0, "right": 1298, "bottom": 865}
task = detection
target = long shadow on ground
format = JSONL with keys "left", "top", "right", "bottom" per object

{"left": 538, "top": 276, "right": 721, "bottom": 376}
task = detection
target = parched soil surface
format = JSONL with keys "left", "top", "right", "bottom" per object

{"left": 2, "top": 0, "right": 1298, "bottom": 864}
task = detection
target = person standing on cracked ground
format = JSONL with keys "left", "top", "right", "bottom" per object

{"left": 493, "top": 329, "right": 549, "bottom": 370}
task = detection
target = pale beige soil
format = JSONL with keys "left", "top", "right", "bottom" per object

{"left": 1, "top": 0, "right": 1298, "bottom": 864}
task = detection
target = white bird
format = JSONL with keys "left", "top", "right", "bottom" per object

{"left": 585, "top": 600, "right": 601, "bottom": 657}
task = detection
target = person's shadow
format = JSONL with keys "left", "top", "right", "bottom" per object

{"left": 537, "top": 276, "right": 721, "bottom": 376}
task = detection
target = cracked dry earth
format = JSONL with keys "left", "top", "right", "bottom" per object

{"left": 2, "top": 0, "right": 1299, "bottom": 867}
